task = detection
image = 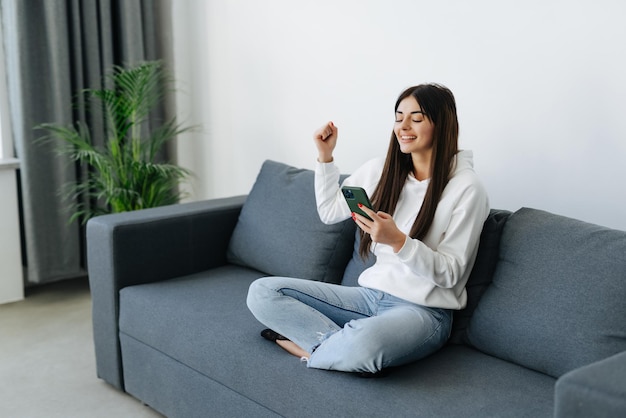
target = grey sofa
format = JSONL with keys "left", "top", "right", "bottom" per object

{"left": 87, "top": 160, "right": 626, "bottom": 418}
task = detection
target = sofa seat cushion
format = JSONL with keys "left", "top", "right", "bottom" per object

{"left": 119, "top": 265, "right": 265, "bottom": 370}
{"left": 227, "top": 160, "right": 355, "bottom": 283}
{"left": 467, "top": 208, "right": 626, "bottom": 378}
{"left": 119, "top": 267, "right": 555, "bottom": 417}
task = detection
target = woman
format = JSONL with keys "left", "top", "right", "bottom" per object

{"left": 247, "top": 84, "right": 489, "bottom": 374}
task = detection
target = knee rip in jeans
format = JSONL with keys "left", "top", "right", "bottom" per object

{"left": 309, "top": 330, "right": 333, "bottom": 357}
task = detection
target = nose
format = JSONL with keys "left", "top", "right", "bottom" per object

{"left": 401, "top": 118, "right": 411, "bottom": 130}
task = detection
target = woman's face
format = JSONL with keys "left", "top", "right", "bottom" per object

{"left": 394, "top": 96, "right": 434, "bottom": 156}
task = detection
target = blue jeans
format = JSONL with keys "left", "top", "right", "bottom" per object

{"left": 246, "top": 277, "right": 452, "bottom": 373}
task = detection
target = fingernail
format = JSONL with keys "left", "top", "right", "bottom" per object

{"left": 358, "top": 203, "right": 363, "bottom": 208}
{"left": 351, "top": 212, "right": 356, "bottom": 220}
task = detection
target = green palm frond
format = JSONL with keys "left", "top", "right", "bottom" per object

{"left": 36, "top": 60, "right": 195, "bottom": 224}
{"left": 146, "top": 118, "right": 197, "bottom": 161}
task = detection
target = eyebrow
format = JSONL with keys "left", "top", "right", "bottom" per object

{"left": 396, "top": 110, "right": 424, "bottom": 114}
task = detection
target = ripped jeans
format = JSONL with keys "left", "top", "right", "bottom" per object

{"left": 246, "top": 276, "right": 452, "bottom": 373}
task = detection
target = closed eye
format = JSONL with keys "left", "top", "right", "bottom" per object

{"left": 396, "top": 110, "right": 423, "bottom": 123}
{"left": 395, "top": 119, "right": 423, "bottom": 123}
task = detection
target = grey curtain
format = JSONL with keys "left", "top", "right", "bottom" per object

{"left": 1, "top": 0, "right": 170, "bottom": 285}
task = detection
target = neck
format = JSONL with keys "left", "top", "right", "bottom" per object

{"left": 411, "top": 151, "right": 432, "bottom": 181}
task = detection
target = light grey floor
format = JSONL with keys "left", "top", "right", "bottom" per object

{"left": 0, "top": 279, "right": 164, "bottom": 418}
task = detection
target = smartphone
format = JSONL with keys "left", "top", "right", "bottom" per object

{"left": 341, "top": 186, "right": 373, "bottom": 220}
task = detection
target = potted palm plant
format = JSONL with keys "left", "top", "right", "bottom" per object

{"left": 38, "top": 60, "right": 193, "bottom": 223}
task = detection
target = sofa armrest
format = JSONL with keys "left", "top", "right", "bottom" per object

{"left": 555, "top": 350, "right": 626, "bottom": 417}
{"left": 87, "top": 195, "right": 246, "bottom": 390}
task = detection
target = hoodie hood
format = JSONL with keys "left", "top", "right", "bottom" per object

{"left": 450, "top": 150, "right": 474, "bottom": 177}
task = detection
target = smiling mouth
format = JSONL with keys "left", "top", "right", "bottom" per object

{"left": 400, "top": 136, "right": 417, "bottom": 141}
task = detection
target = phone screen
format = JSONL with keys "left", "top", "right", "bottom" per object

{"left": 341, "top": 186, "right": 373, "bottom": 220}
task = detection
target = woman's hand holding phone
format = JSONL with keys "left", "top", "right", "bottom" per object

{"left": 353, "top": 205, "right": 407, "bottom": 254}
{"left": 314, "top": 121, "right": 338, "bottom": 163}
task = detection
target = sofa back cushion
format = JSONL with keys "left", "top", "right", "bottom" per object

{"left": 341, "top": 230, "right": 375, "bottom": 287}
{"left": 467, "top": 208, "right": 626, "bottom": 378}
{"left": 227, "top": 160, "right": 355, "bottom": 284}
{"left": 449, "top": 209, "right": 511, "bottom": 344}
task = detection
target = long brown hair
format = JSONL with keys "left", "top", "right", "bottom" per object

{"left": 359, "top": 84, "right": 459, "bottom": 258}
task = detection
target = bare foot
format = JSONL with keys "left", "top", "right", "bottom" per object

{"left": 276, "top": 339, "right": 310, "bottom": 359}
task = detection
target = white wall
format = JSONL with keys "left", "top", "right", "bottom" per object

{"left": 0, "top": 163, "right": 23, "bottom": 304}
{"left": 0, "top": 8, "right": 23, "bottom": 304}
{"left": 171, "top": 0, "right": 626, "bottom": 231}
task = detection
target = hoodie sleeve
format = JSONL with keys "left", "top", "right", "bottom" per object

{"left": 395, "top": 180, "right": 490, "bottom": 289}
{"left": 314, "top": 158, "right": 383, "bottom": 225}
{"left": 314, "top": 160, "right": 350, "bottom": 224}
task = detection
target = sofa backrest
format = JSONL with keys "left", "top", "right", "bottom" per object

{"left": 466, "top": 207, "right": 626, "bottom": 378}
{"left": 227, "top": 160, "right": 355, "bottom": 283}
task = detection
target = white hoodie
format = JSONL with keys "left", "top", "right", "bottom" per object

{"left": 315, "top": 150, "right": 490, "bottom": 309}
